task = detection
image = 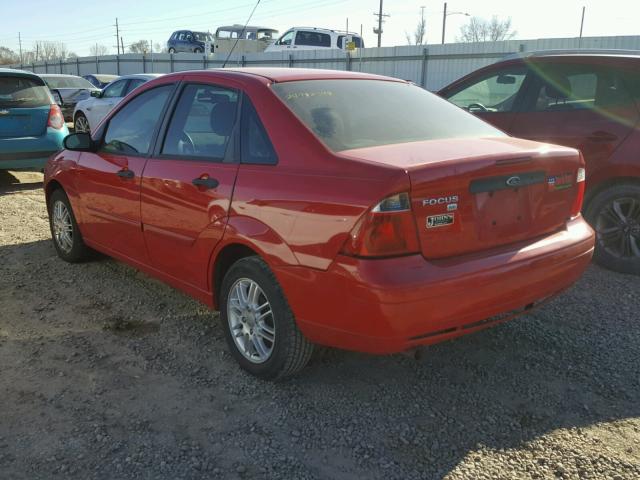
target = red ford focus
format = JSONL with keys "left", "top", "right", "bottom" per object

{"left": 44, "top": 68, "right": 594, "bottom": 379}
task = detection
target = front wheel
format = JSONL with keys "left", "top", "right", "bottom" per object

{"left": 585, "top": 183, "right": 640, "bottom": 275}
{"left": 194, "top": 47, "right": 203, "bottom": 53}
{"left": 219, "top": 256, "right": 314, "bottom": 380}
{"left": 74, "top": 112, "right": 90, "bottom": 133}
{"left": 48, "top": 189, "right": 91, "bottom": 263}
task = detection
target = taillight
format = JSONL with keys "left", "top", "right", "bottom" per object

{"left": 340, "top": 192, "right": 420, "bottom": 258}
{"left": 47, "top": 104, "right": 64, "bottom": 130}
{"left": 571, "top": 167, "right": 586, "bottom": 217}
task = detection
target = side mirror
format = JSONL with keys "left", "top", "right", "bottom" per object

{"left": 64, "top": 133, "right": 94, "bottom": 152}
{"left": 90, "top": 90, "right": 103, "bottom": 98}
{"left": 51, "top": 89, "right": 63, "bottom": 106}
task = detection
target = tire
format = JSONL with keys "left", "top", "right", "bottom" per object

{"left": 585, "top": 182, "right": 640, "bottom": 275}
{"left": 194, "top": 48, "right": 203, "bottom": 53}
{"left": 74, "top": 112, "right": 90, "bottom": 133}
{"left": 168, "top": 47, "right": 176, "bottom": 54}
{"left": 219, "top": 256, "right": 314, "bottom": 380}
{"left": 48, "top": 189, "right": 91, "bottom": 263}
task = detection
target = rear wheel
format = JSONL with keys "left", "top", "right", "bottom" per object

{"left": 168, "top": 47, "right": 176, "bottom": 54}
{"left": 48, "top": 189, "right": 91, "bottom": 263}
{"left": 74, "top": 112, "right": 90, "bottom": 133}
{"left": 585, "top": 183, "right": 640, "bottom": 275}
{"left": 194, "top": 47, "right": 203, "bottom": 53}
{"left": 219, "top": 256, "right": 314, "bottom": 380}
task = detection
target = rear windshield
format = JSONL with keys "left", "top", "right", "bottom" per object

{"left": 42, "top": 76, "right": 95, "bottom": 89}
{"left": 0, "top": 76, "right": 51, "bottom": 108}
{"left": 272, "top": 79, "right": 504, "bottom": 152}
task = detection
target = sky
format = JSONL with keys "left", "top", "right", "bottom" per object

{"left": 0, "top": 0, "right": 639, "bottom": 57}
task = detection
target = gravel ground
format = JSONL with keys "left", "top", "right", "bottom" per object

{"left": 1, "top": 170, "right": 639, "bottom": 480}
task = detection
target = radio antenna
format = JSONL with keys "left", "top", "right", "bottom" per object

{"left": 222, "top": 0, "right": 261, "bottom": 68}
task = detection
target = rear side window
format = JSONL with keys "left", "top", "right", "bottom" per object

{"left": 273, "top": 79, "right": 503, "bottom": 152}
{"left": 102, "top": 85, "right": 173, "bottom": 155}
{"left": 0, "top": 76, "right": 51, "bottom": 108}
{"left": 125, "top": 79, "right": 146, "bottom": 95}
{"left": 295, "top": 31, "right": 331, "bottom": 47}
{"left": 337, "top": 36, "right": 364, "bottom": 49}
{"left": 528, "top": 64, "right": 636, "bottom": 113}
{"left": 162, "top": 84, "right": 238, "bottom": 160}
{"left": 240, "top": 98, "right": 277, "bottom": 165}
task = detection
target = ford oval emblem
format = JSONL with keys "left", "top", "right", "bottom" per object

{"left": 506, "top": 176, "right": 522, "bottom": 187}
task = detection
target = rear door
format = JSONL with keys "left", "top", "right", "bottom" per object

{"left": 510, "top": 59, "right": 640, "bottom": 179}
{"left": 75, "top": 82, "right": 176, "bottom": 262}
{"left": 443, "top": 63, "right": 530, "bottom": 133}
{"left": 141, "top": 77, "right": 241, "bottom": 291}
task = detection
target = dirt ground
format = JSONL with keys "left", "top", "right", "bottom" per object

{"left": 1, "top": 170, "right": 639, "bottom": 480}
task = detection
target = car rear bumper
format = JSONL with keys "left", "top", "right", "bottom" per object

{"left": 274, "top": 216, "right": 595, "bottom": 354}
{"left": 0, "top": 127, "right": 68, "bottom": 170}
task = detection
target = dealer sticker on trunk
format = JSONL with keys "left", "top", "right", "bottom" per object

{"left": 427, "top": 213, "right": 455, "bottom": 228}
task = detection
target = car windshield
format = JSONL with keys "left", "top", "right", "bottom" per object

{"left": 272, "top": 79, "right": 504, "bottom": 152}
{"left": 42, "top": 76, "right": 95, "bottom": 89}
{"left": 193, "top": 32, "right": 213, "bottom": 42}
{"left": 0, "top": 76, "right": 51, "bottom": 108}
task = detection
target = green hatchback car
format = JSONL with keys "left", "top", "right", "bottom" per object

{"left": 0, "top": 68, "right": 68, "bottom": 170}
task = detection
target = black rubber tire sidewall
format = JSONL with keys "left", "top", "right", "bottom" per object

{"left": 219, "top": 256, "right": 313, "bottom": 380}
{"left": 585, "top": 183, "right": 640, "bottom": 275}
{"left": 48, "top": 189, "right": 90, "bottom": 263}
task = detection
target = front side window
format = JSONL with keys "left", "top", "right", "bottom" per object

{"left": 162, "top": 84, "right": 238, "bottom": 160}
{"left": 0, "top": 76, "right": 51, "bottom": 108}
{"left": 102, "top": 85, "right": 173, "bottom": 155}
{"left": 295, "top": 31, "right": 331, "bottom": 47}
{"left": 277, "top": 30, "right": 294, "bottom": 46}
{"left": 447, "top": 67, "right": 527, "bottom": 113}
{"left": 241, "top": 98, "right": 277, "bottom": 165}
{"left": 177, "top": 33, "right": 186, "bottom": 41}
{"left": 103, "top": 80, "right": 128, "bottom": 99}
{"left": 273, "top": 79, "right": 504, "bottom": 152}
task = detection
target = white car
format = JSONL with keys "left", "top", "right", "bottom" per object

{"left": 264, "top": 27, "right": 364, "bottom": 53}
{"left": 73, "top": 74, "right": 163, "bottom": 133}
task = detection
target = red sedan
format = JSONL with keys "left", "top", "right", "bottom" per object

{"left": 44, "top": 68, "right": 594, "bottom": 380}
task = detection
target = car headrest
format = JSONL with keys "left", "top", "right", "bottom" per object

{"left": 543, "top": 75, "right": 572, "bottom": 100}
{"left": 209, "top": 101, "right": 237, "bottom": 137}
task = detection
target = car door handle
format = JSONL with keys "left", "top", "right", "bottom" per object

{"left": 588, "top": 131, "right": 618, "bottom": 142}
{"left": 117, "top": 169, "right": 134, "bottom": 179}
{"left": 192, "top": 177, "right": 219, "bottom": 189}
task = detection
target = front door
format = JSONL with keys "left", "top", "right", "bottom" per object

{"left": 75, "top": 83, "right": 175, "bottom": 262}
{"left": 141, "top": 79, "right": 241, "bottom": 292}
{"left": 510, "top": 60, "right": 639, "bottom": 179}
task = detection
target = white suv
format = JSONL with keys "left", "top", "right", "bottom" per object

{"left": 264, "top": 27, "right": 364, "bottom": 53}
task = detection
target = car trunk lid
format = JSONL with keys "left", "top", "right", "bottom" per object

{"left": 340, "top": 137, "right": 584, "bottom": 259}
{"left": 0, "top": 106, "right": 49, "bottom": 138}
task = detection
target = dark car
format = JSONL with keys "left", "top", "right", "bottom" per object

{"left": 167, "top": 30, "right": 214, "bottom": 54}
{"left": 82, "top": 74, "right": 120, "bottom": 89}
{"left": 39, "top": 74, "right": 100, "bottom": 122}
{"left": 439, "top": 51, "right": 640, "bottom": 274}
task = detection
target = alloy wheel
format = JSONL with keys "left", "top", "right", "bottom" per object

{"left": 227, "top": 278, "right": 275, "bottom": 364}
{"left": 52, "top": 200, "right": 73, "bottom": 253}
{"left": 595, "top": 197, "right": 640, "bottom": 259}
{"left": 74, "top": 115, "right": 90, "bottom": 133}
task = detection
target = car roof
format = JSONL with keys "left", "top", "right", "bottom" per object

{"left": 119, "top": 73, "right": 164, "bottom": 80}
{"left": 177, "top": 67, "right": 402, "bottom": 84}
{"left": 504, "top": 49, "right": 640, "bottom": 61}
{"left": 0, "top": 68, "right": 44, "bottom": 83}
{"left": 284, "top": 27, "right": 361, "bottom": 36}
{"left": 39, "top": 73, "right": 85, "bottom": 78}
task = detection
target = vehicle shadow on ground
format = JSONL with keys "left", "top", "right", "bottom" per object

{"left": 1, "top": 237, "right": 638, "bottom": 479}
{"left": 0, "top": 170, "right": 43, "bottom": 194}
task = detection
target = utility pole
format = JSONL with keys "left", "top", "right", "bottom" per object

{"left": 579, "top": 6, "right": 586, "bottom": 41}
{"left": 115, "top": 17, "right": 120, "bottom": 54}
{"left": 18, "top": 32, "right": 23, "bottom": 64}
{"left": 373, "top": 0, "right": 389, "bottom": 48}
{"left": 442, "top": 2, "right": 447, "bottom": 44}
{"left": 121, "top": 37, "right": 125, "bottom": 55}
